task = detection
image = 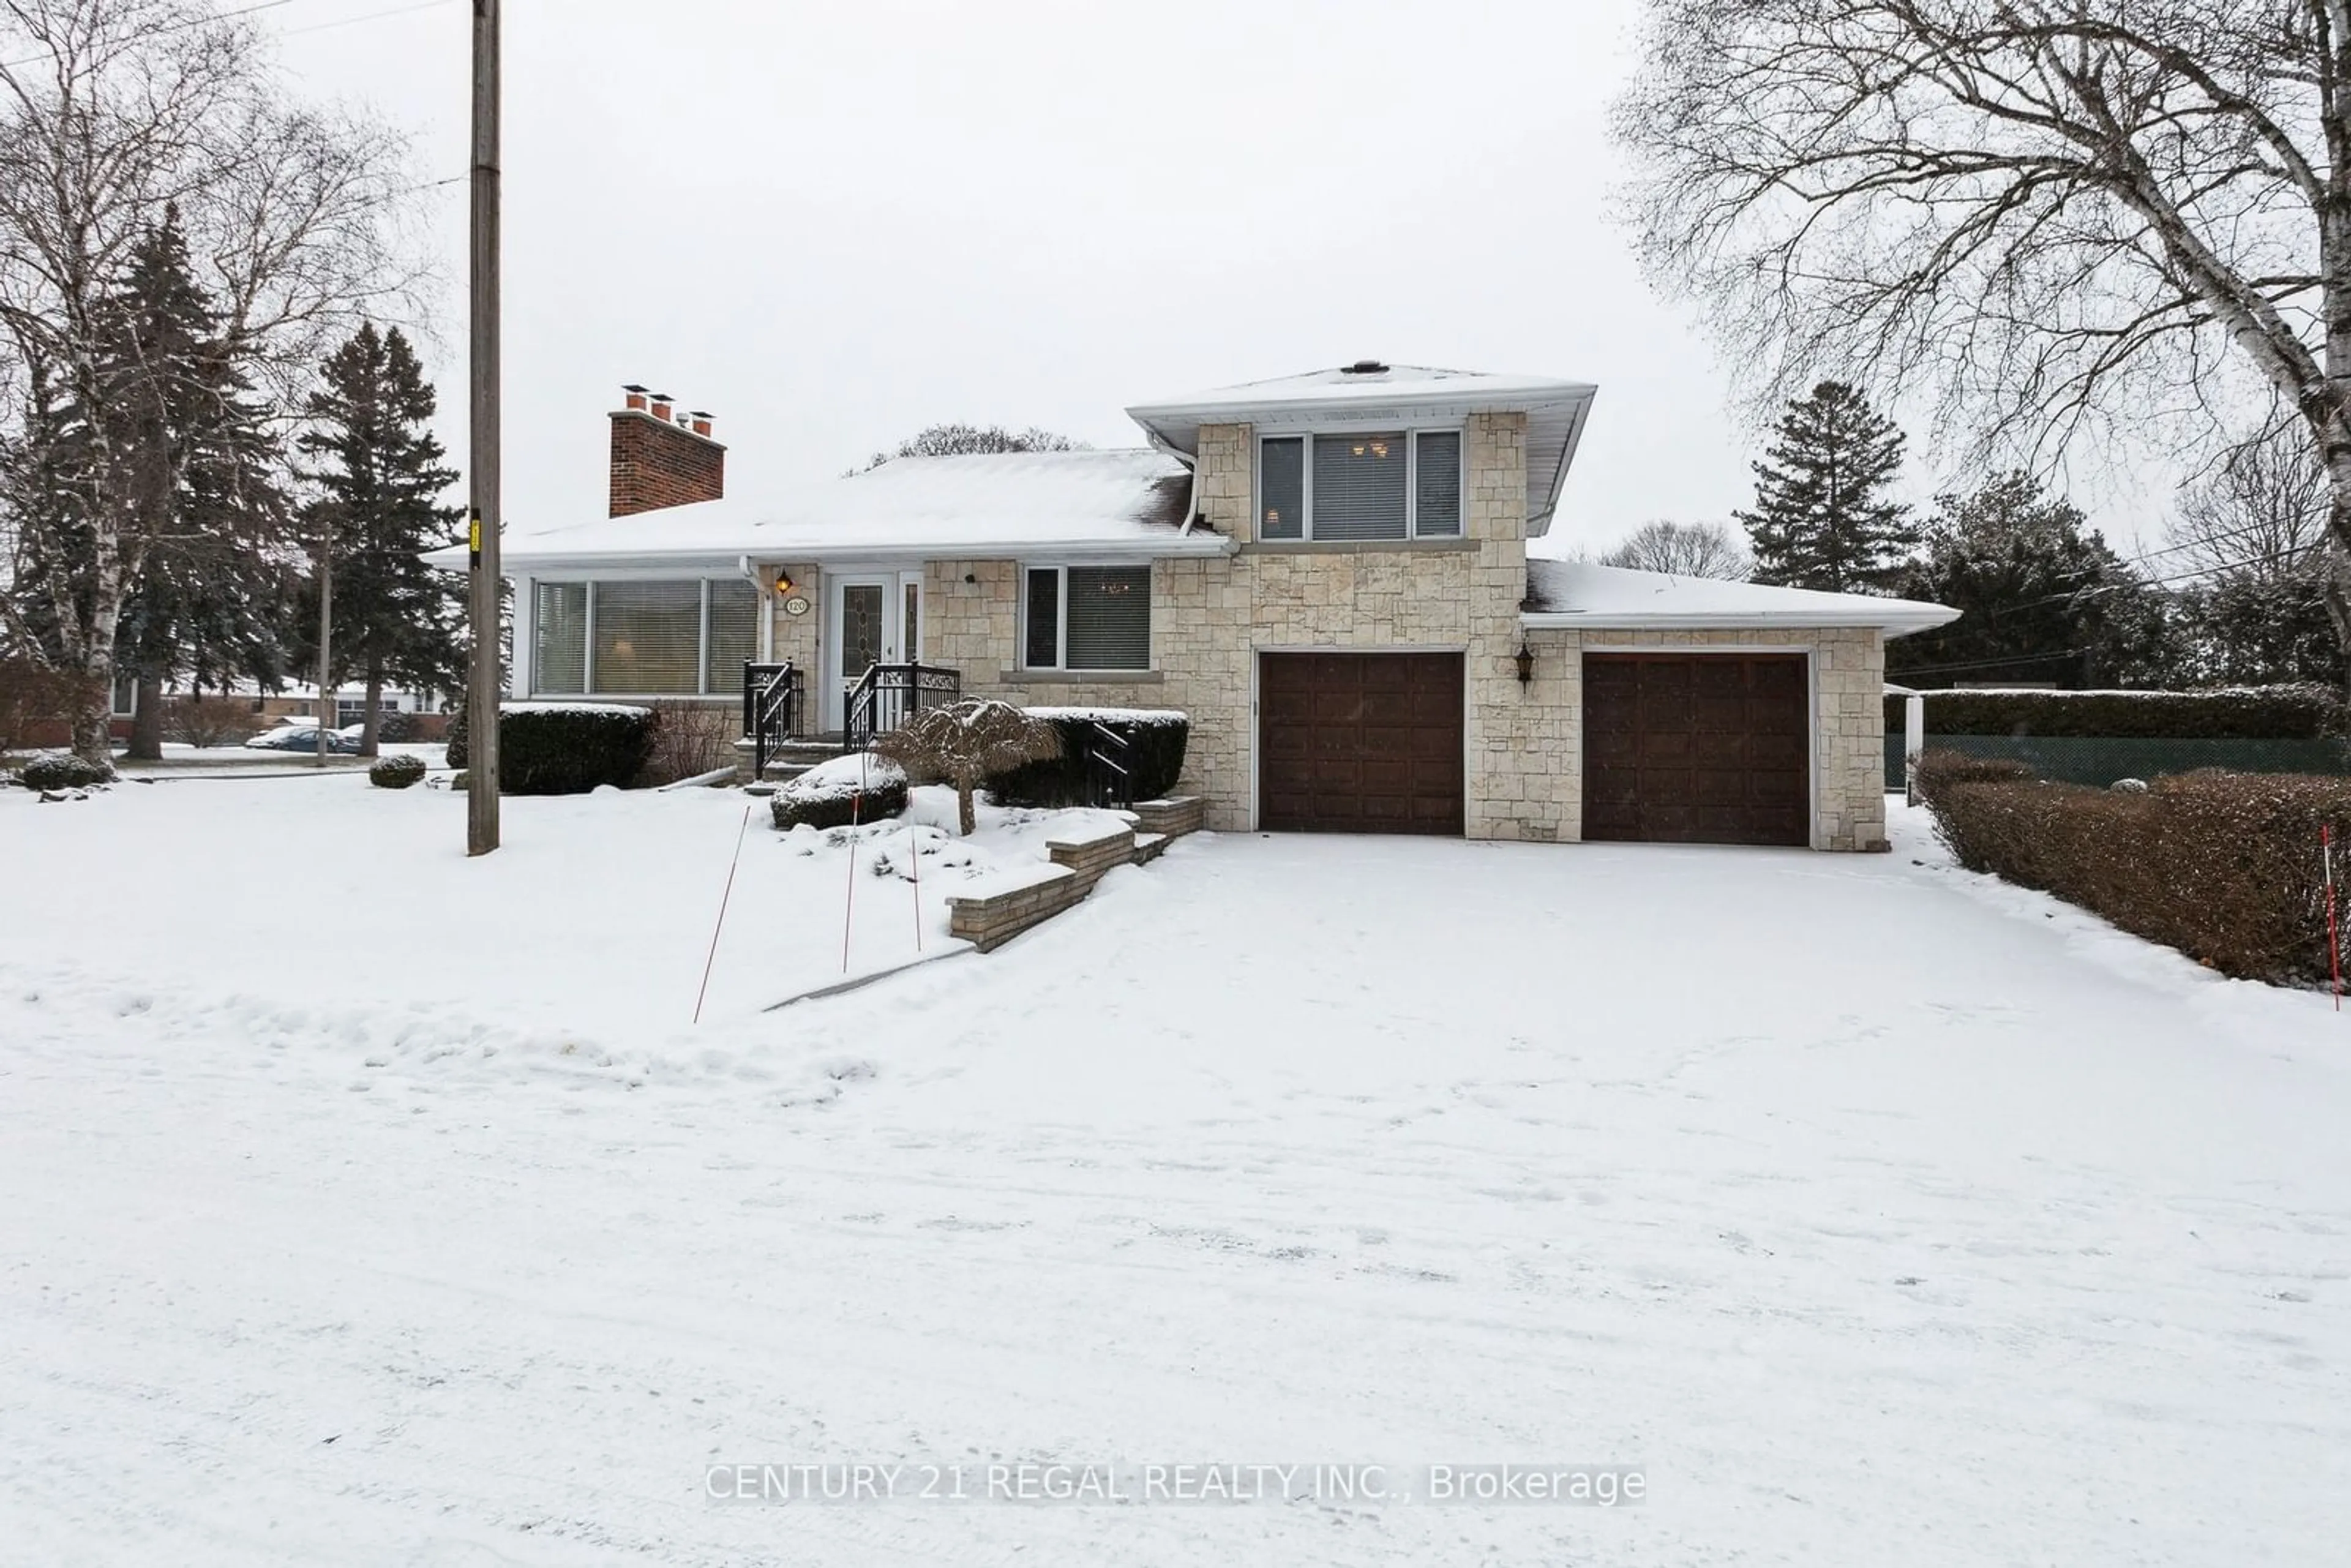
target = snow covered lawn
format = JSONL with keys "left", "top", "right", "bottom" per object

{"left": 2, "top": 780, "right": 2347, "bottom": 1564}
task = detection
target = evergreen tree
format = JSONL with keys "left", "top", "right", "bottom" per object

{"left": 1887, "top": 472, "right": 2178, "bottom": 688}
{"left": 51, "top": 211, "right": 292, "bottom": 758}
{"left": 289, "top": 324, "right": 463, "bottom": 755}
{"left": 2174, "top": 566, "right": 2341, "bottom": 686}
{"left": 1736, "top": 382, "right": 1916, "bottom": 592}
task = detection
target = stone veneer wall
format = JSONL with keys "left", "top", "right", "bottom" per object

{"left": 1521, "top": 626, "right": 1889, "bottom": 853}
{"left": 920, "top": 412, "right": 1539, "bottom": 836}
{"left": 762, "top": 421, "right": 1891, "bottom": 850}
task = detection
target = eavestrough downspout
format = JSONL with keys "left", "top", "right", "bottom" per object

{"left": 1139, "top": 426, "right": 1203, "bottom": 535}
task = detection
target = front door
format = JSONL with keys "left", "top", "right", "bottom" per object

{"left": 823, "top": 571, "right": 925, "bottom": 732}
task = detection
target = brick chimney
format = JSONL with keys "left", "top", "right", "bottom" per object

{"left": 609, "top": 385, "right": 726, "bottom": 517}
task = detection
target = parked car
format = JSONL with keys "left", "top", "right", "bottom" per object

{"left": 243, "top": 726, "right": 362, "bottom": 755}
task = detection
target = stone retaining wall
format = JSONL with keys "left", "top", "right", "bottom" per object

{"left": 947, "top": 798, "right": 1203, "bottom": 952}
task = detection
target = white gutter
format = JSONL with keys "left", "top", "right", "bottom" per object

{"left": 1133, "top": 427, "right": 1204, "bottom": 536}
{"left": 1520, "top": 607, "right": 1959, "bottom": 636}
{"left": 432, "top": 533, "right": 1240, "bottom": 576}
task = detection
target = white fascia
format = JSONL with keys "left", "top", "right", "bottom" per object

{"left": 502, "top": 536, "right": 1237, "bottom": 577}
{"left": 1520, "top": 607, "right": 1960, "bottom": 637}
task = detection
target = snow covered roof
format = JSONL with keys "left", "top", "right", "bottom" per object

{"left": 1521, "top": 560, "right": 1959, "bottom": 636}
{"left": 430, "top": 449, "right": 1224, "bottom": 572}
{"left": 1124, "top": 362, "right": 1597, "bottom": 538}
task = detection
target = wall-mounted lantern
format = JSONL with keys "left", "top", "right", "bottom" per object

{"left": 1514, "top": 637, "right": 1535, "bottom": 686}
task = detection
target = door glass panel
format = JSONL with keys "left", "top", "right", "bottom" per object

{"left": 902, "top": 580, "right": 921, "bottom": 664}
{"left": 841, "top": 583, "right": 885, "bottom": 680}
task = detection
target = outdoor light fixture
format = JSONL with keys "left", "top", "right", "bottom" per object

{"left": 1515, "top": 637, "right": 1535, "bottom": 685}
{"left": 773, "top": 569, "right": 794, "bottom": 595}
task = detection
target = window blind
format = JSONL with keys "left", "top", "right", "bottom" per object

{"left": 705, "top": 579, "right": 759, "bottom": 692}
{"left": 1025, "top": 569, "right": 1060, "bottom": 668}
{"left": 591, "top": 580, "right": 700, "bottom": 694}
{"left": 1311, "top": 432, "right": 1408, "bottom": 540}
{"left": 1259, "top": 437, "right": 1304, "bottom": 539}
{"left": 1414, "top": 431, "right": 1462, "bottom": 536}
{"left": 1064, "top": 566, "right": 1150, "bottom": 670}
{"left": 533, "top": 582, "right": 588, "bottom": 694}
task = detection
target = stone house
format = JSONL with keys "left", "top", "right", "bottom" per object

{"left": 459, "top": 367, "right": 1955, "bottom": 849}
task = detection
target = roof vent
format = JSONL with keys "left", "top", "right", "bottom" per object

{"left": 1341, "top": 359, "right": 1389, "bottom": 376}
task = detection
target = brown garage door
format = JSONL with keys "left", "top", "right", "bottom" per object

{"left": 1260, "top": 652, "right": 1463, "bottom": 834}
{"left": 1583, "top": 653, "right": 1809, "bottom": 846}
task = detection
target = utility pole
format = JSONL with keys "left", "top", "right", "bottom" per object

{"left": 315, "top": 535, "right": 332, "bottom": 767}
{"left": 466, "top": 0, "right": 502, "bottom": 853}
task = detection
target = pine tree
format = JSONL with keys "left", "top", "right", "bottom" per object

{"left": 290, "top": 324, "right": 463, "bottom": 756}
{"left": 1736, "top": 383, "right": 1916, "bottom": 593}
{"left": 1886, "top": 472, "right": 2178, "bottom": 688}
{"left": 55, "top": 211, "right": 292, "bottom": 759}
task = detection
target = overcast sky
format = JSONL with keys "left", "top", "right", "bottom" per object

{"left": 271, "top": 0, "right": 2169, "bottom": 557}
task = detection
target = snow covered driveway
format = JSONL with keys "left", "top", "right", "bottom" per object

{"left": 3, "top": 779, "right": 2347, "bottom": 1564}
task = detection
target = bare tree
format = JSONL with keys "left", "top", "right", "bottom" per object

{"left": 2168, "top": 426, "right": 2330, "bottom": 580}
{"left": 860, "top": 424, "right": 1084, "bottom": 473}
{"left": 1600, "top": 519, "right": 1752, "bottom": 579}
{"left": 0, "top": 0, "right": 416, "bottom": 762}
{"left": 1614, "top": 1, "right": 2351, "bottom": 681}
{"left": 2168, "top": 424, "right": 2349, "bottom": 681}
{"left": 871, "top": 699, "right": 1062, "bottom": 837}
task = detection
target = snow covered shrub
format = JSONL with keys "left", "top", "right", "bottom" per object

{"left": 369, "top": 754, "right": 427, "bottom": 789}
{"left": 872, "top": 699, "right": 1062, "bottom": 835}
{"left": 18, "top": 751, "right": 114, "bottom": 790}
{"left": 1886, "top": 684, "right": 2347, "bottom": 740}
{"left": 444, "top": 703, "right": 657, "bottom": 795}
{"left": 983, "top": 707, "right": 1188, "bottom": 808}
{"left": 770, "top": 754, "right": 909, "bottom": 831}
{"left": 1919, "top": 751, "right": 2351, "bottom": 984}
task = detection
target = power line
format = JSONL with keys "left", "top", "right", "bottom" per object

{"left": 1, "top": 1, "right": 296, "bottom": 70}
{"left": 277, "top": 0, "right": 456, "bottom": 41}
{"left": 1, "top": 0, "right": 454, "bottom": 72}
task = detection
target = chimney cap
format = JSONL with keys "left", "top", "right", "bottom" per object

{"left": 689, "top": 410, "right": 712, "bottom": 419}
{"left": 621, "top": 382, "right": 649, "bottom": 394}
{"left": 651, "top": 391, "right": 675, "bottom": 402}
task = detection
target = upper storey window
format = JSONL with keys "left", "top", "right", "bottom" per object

{"left": 1257, "top": 430, "right": 1461, "bottom": 541}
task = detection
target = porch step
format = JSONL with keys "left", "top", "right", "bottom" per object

{"left": 752, "top": 734, "right": 855, "bottom": 787}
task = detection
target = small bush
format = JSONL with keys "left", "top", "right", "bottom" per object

{"left": 770, "top": 754, "right": 909, "bottom": 831}
{"left": 18, "top": 751, "right": 114, "bottom": 790}
{"left": 1918, "top": 748, "right": 2351, "bottom": 984}
{"left": 444, "top": 702, "right": 657, "bottom": 795}
{"left": 641, "top": 699, "right": 740, "bottom": 786}
{"left": 161, "top": 694, "right": 265, "bottom": 749}
{"left": 369, "top": 754, "right": 427, "bottom": 790}
{"left": 1886, "top": 684, "right": 2346, "bottom": 740}
{"left": 871, "top": 699, "right": 1063, "bottom": 836}
{"left": 0, "top": 658, "right": 95, "bottom": 754}
{"left": 985, "top": 707, "right": 1189, "bottom": 807}
{"left": 1913, "top": 749, "right": 2036, "bottom": 805}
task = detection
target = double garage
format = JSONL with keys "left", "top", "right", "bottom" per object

{"left": 1256, "top": 650, "right": 1810, "bottom": 847}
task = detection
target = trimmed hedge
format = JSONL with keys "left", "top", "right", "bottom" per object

{"left": 445, "top": 703, "right": 657, "bottom": 795}
{"left": 986, "top": 708, "right": 1189, "bottom": 808}
{"left": 770, "top": 754, "right": 909, "bottom": 831}
{"left": 1916, "top": 748, "right": 2351, "bottom": 985}
{"left": 369, "top": 753, "right": 427, "bottom": 789}
{"left": 1886, "top": 684, "right": 2346, "bottom": 740}
{"left": 18, "top": 752, "right": 114, "bottom": 790}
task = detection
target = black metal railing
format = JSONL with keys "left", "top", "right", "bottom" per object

{"left": 1081, "top": 718, "right": 1134, "bottom": 808}
{"left": 742, "top": 660, "right": 800, "bottom": 778}
{"left": 844, "top": 662, "right": 961, "bottom": 754}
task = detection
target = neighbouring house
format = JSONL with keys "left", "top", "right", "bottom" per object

{"left": 440, "top": 366, "right": 1956, "bottom": 850}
